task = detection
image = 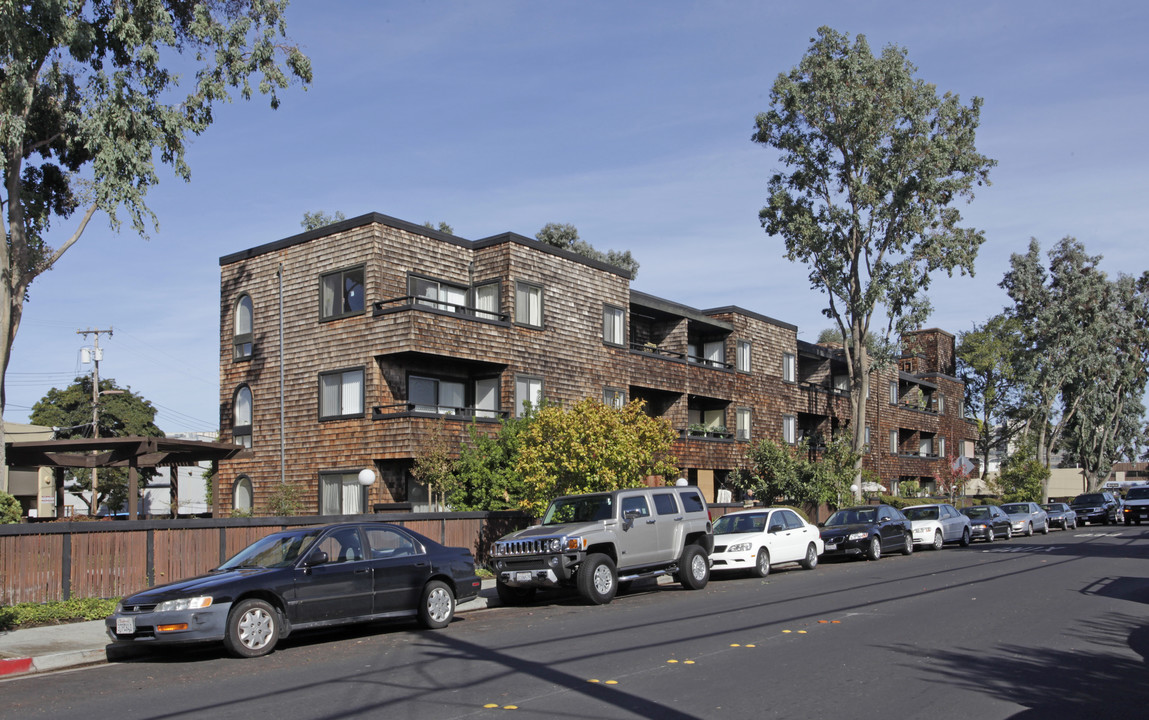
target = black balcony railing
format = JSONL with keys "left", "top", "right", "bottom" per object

{"left": 629, "top": 341, "right": 686, "bottom": 360}
{"left": 373, "top": 403, "right": 510, "bottom": 420}
{"left": 374, "top": 296, "right": 510, "bottom": 323}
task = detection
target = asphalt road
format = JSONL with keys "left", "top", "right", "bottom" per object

{"left": 3, "top": 525, "right": 1148, "bottom": 720}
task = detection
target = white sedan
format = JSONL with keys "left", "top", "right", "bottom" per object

{"left": 904, "top": 503, "right": 973, "bottom": 549}
{"left": 710, "top": 507, "right": 823, "bottom": 577}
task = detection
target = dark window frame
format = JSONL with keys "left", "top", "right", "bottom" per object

{"left": 319, "top": 265, "right": 366, "bottom": 321}
{"left": 233, "top": 294, "right": 253, "bottom": 361}
{"left": 318, "top": 366, "right": 366, "bottom": 420}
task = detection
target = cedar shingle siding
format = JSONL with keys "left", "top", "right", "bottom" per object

{"left": 219, "top": 213, "right": 978, "bottom": 513}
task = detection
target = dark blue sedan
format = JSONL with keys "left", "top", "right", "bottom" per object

{"left": 106, "top": 522, "right": 481, "bottom": 657}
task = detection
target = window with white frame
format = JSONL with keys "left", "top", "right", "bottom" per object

{"left": 889, "top": 380, "right": 899, "bottom": 404}
{"left": 233, "top": 476, "right": 253, "bottom": 513}
{"left": 736, "top": 408, "right": 751, "bottom": 440}
{"left": 233, "top": 386, "right": 253, "bottom": 448}
{"left": 603, "top": 305, "right": 625, "bottom": 346}
{"left": 737, "top": 341, "right": 751, "bottom": 373}
{"left": 319, "top": 471, "right": 366, "bottom": 515}
{"left": 320, "top": 368, "right": 365, "bottom": 419}
{"left": 890, "top": 429, "right": 899, "bottom": 454}
{"left": 234, "top": 295, "right": 253, "bottom": 360}
{"left": 782, "top": 353, "right": 796, "bottom": 382}
{"left": 603, "top": 387, "right": 625, "bottom": 409}
{"left": 938, "top": 437, "right": 946, "bottom": 458}
{"left": 937, "top": 395, "right": 945, "bottom": 415}
{"left": 515, "top": 375, "right": 543, "bottom": 417}
{"left": 515, "top": 281, "right": 543, "bottom": 327}
{"left": 782, "top": 414, "right": 796, "bottom": 444}
{"left": 320, "top": 266, "right": 365, "bottom": 320}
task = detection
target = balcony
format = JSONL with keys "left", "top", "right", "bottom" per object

{"left": 374, "top": 295, "right": 510, "bottom": 324}
{"left": 373, "top": 403, "right": 510, "bottom": 421}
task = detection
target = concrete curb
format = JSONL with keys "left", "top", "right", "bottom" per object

{"left": 0, "top": 579, "right": 497, "bottom": 679}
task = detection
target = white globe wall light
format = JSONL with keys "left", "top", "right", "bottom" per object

{"left": 358, "top": 468, "right": 376, "bottom": 487}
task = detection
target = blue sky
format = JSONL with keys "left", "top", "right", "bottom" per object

{"left": 6, "top": 0, "right": 1147, "bottom": 433}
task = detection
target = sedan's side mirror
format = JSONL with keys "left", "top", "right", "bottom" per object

{"left": 879, "top": 516, "right": 891, "bottom": 522}
{"left": 304, "top": 550, "right": 329, "bottom": 567}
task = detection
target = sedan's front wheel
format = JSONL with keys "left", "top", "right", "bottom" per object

{"left": 1041, "top": 521, "right": 1050, "bottom": 535}
{"left": 752, "top": 547, "right": 771, "bottom": 578}
{"left": 1026, "top": 522, "right": 1034, "bottom": 537}
{"left": 932, "top": 530, "right": 944, "bottom": 551}
{"left": 418, "top": 580, "right": 455, "bottom": 629}
{"left": 224, "top": 598, "right": 279, "bottom": 659}
{"left": 959, "top": 527, "right": 971, "bottom": 547}
{"left": 866, "top": 535, "right": 882, "bottom": 561}
{"left": 985, "top": 527, "right": 995, "bottom": 543}
{"left": 800, "top": 543, "right": 819, "bottom": 570}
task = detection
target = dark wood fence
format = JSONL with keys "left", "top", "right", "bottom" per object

{"left": 0, "top": 511, "right": 533, "bottom": 605}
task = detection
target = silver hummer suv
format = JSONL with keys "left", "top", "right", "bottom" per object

{"left": 490, "top": 485, "right": 714, "bottom": 605}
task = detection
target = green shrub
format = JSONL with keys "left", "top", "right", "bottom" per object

{"left": 0, "top": 597, "right": 120, "bottom": 631}
{"left": 264, "top": 482, "right": 306, "bottom": 516}
{"left": 0, "top": 490, "right": 21, "bottom": 523}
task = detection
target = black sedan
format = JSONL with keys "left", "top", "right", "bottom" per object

{"left": 106, "top": 522, "right": 482, "bottom": 658}
{"left": 961, "top": 504, "right": 1013, "bottom": 541}
{"left": 819, "top": 504, "right": 913, "bottom": 560}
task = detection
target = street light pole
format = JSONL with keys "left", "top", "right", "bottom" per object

{"left": 78, "top": 327, "right": 112, "bottom": 515}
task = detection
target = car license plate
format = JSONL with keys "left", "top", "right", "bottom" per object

{"left": 825, "top": 543, "right": 837, "bottom": 551}
{"left": 514, "top": 572, "right": 532, "bottom": 583}
{"left": 116, "top": 617, "right": 135, "bottom": 635}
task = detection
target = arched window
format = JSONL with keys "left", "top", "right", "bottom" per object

{"left": 234, "top": 385, "right": 253, "bottom": 448}
{"left": 233, "top": 476, "right": 253, "bottom": 513}
{"left": 234, "top": 295, "right": 253, "bottom": 359}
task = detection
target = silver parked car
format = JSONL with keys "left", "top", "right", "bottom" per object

{"left": 1041, "top": 502, "right": 1077, "bottom": 530}
{"left": 904, "top": 503, "right": 973, "bottom": 549}
{"left": 1000, "top": 502, "right": 1050, "bottom": 537}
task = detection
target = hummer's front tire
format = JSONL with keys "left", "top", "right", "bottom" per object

{"left": 577, "top": 553, "right": 617, "bottom": 605}
{"left": 677, "top": 544, "right": 709, "bottom": 590}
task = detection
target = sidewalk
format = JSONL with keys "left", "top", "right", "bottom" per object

{"left": 0, "top": 579, "right": 497, "bottom": 679}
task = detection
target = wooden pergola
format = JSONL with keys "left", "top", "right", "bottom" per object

{"left": 5, "top": 436, "right": 245, "bottom": 519}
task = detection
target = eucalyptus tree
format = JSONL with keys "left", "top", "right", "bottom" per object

{"left": 1058, "top": 272, "right": 1149, "bottom": 489}
{"left": 1000, "top": 238, "right": 1111, "bottom": 485}
{"left": 0, "top": 1, "right": 312, "bottom": 469}
{"left": 535, "top": 222, "right": 640, "bottom": 278}
{"left": 957, "top": 314, "right": 1025, "bottom": 481}
{"left": 752, "top": 27, "right": 994, "bottom": 495}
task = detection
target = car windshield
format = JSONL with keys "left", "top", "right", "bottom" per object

{"left": 962, "top": 507, "right": 990, "bottom": 519}
{"left": 219, "top": 529, "right": 322, "bottom": 570}
{"left": 825, "top": 508, "right": 877, "bottom": 526}
{"left": 1001, "top": 504, "right": 1028, "bottom": 515}
{"left": 1074, "top": 494, "right": 1104, "bottom": 504}
{"left": 714, "top": 513, "right": 767, "bottom": 535}
{"left": 1042, "top": 504, "right": 1064, "bottom": 512}
{"left": 1125, "top": 487, "right": 1149, "bottom": 500}
{"left": 904, "top": 507, "right": 939, "bottom": 521}
{"left": 543, "top": 495, "right": 614, "bottom": 525}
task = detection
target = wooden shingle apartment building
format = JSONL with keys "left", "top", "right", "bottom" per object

{"left": 218, "top": 213, "right": 977, "bottom": 515}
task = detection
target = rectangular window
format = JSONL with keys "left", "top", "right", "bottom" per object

{"left": 515, "top": 375, "right": 543, "bottom": 417}
{"left": 319, "top": 471, "right": 365, "bottom": 515}
{"left": 410, "top": 276, "right": 467, "bottom": 312}
{"left": 515, "top": 282, "right": 543, "bottom": 327}
{"left": 890, "top": 429, "right": 899, "bottom": 454}
{"left": 703, "top": 341, "right": 724, "bottom": 367}
{"left": 889, "top": 380, "right": 899, "bottom": 405}
{"left": 938, "top": 437, "right": 946, "bottom": 458}
{"left": 782, "top": 353, "right": 796, "bottom": 382}
{"left": 320, "top": 266, "right": 365, "bottom": 320}
{"left": 864, "top": 425, "right": 871, "bottom": 449}
{"left": 832, "top": 374, "right": 849, "bottom": 393}
{"left": 603, "top": 387, "right": 625, "bottom": 409}
{"left": 473, "top": 283, "right": 500, "bottom": 319}
{"left": 409, "top": 375, "right": 465, "bottom": 414}
{"left": 736, "top": 408, "right": 751, "bottom": 440}
{"left": 937, "top": 395, "right": 945, "bottom": 415}
{"left": 474, "top": 378, "right": 499, "bottom": 418}
{"left": 782, "top": 414, "right": 796, "bottom": 444}
{"left": 603, "top": 305, "right": 625, "bottom": 346}
{"left": 320, "top": 368, "right": 364, "bottom": 419}
{"left": 737, "top": 341, "right": 751, "bottom": 373}
{"left": 920, "top": 437, "right": 933, "bottom": 457}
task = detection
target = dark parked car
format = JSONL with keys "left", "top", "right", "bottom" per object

{"left": 1041, "top": 502, "right": 1077, "bottom": 530}
{"left": 819, "top": 504, "right": 913, "bottom": 560}
{"left": 960, "top": 504, "right": 1013, "bottom": 542}
{"left": 1070, "top": 491, "right": 1121, "bottom": 525}
{"left": 106, "top": 522, "right": 482, "bottom": 658}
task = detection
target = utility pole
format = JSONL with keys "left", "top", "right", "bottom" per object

{"left": 78, "top": 327, "right": 113, "bottom": 516}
